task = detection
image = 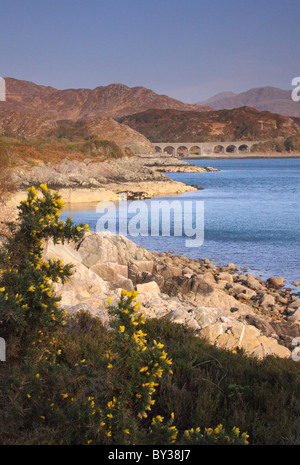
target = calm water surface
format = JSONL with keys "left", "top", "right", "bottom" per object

{"left": 62, "top": 158, "right": 300, "bottom": 288}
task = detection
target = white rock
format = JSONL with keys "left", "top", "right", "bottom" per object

{"left": 90, "top": 261, "right": 128, "bottom": 281}
{"left": 43, "top": 240, "right": 82, "bottom": 265}
{"left": 137, "top": 281, "right": 161, "bottom": 296}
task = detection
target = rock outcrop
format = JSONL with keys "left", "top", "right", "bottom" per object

{"left": 43, "top": 232, "right": 300, "bottom": 360}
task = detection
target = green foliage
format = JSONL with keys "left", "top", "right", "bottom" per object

{"left": 0, "top": 184, "right": 88, "bottom": 344}
{"left": 80, "top": 139, "right": 124, "bottom": 158}
{"left": 145, "top": 318, "right": 300, "bottom": 445}
{"left": 99, "top": 290, "right": 175, "bottom": 443}
{"left": 284, "top": 136, "right": 300, "bottom": 152}
{"left": 251, "top": 137, "right": 300, "bottom": 153}
{"left": 47, "top": 120, "right": 91, "bottom": 141}
{"left": 45, "top": 121, "right": 126, "bottom": 158}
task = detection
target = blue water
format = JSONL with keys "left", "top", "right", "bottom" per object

{"left": 61, "top": 158, "right": 300, "bottom": 288}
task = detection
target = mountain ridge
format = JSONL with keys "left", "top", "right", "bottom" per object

{"left": 2, "top": 77, "right": 211, "bottom": 120}
{"left": 197, "top": 86, "right": 300, "bottom": 118}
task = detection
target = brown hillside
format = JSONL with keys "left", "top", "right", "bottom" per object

{"left": 0, "top": 109, "right": 153, "bottom": 153}
{"left": 2, "top": 77, "right": 211, "bottom": 120}
{"left": 117, "top": 107, "right": 300, "bottom": 142}
{"left": 0, "top": 109, "right": 57, "bottom": 139}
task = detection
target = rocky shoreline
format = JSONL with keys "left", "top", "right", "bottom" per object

{"left": 45, "top": 231, "right": 300, "bottom": 361}
{"left": 7, "top": 156, "right": 216, "bottom": 208}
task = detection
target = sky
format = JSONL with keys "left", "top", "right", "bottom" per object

{"left": 1, "top": 0, "right": 300, "bottom": 103}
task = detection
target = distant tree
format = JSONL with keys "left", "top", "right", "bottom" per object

{"left": 284, "top": 136, "right": 300, "bottom": 152}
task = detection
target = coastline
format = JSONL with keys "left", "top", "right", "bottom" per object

{"left": 8, "top": 153, "right": 299, "bottom": 209}
{"left": 6, "top": 179, "right": 198, "bottom": 209}
{"left": 5, "top": 156, "right": 213, "bottom": 209}
{"left": 45, "top": 230, "right": 300, "bottom": 360}
{"left": 2, "top": 154, "right": 300, "bottom": 360}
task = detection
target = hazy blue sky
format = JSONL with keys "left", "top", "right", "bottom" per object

{"left": 1, "top": 0, "right": 299, "bottom": 102}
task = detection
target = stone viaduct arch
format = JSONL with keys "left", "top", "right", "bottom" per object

{"left": 152, "top": 141, "right": 260, "bottom": 156}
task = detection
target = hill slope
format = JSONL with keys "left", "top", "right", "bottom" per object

{"left": 117, "top": 107, "right": 300, "bottom": 142}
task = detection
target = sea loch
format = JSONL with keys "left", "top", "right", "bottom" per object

{"left": 61, "top": 158, "right": 300, "bottom": 288}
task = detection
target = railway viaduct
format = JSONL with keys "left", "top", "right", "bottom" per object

{"left": 152, "top": 141, "right": 261, "bottom": 156}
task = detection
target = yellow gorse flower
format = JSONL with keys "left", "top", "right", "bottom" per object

{"left": 131, "top": 317, "right": 139, "bottom": 326}
{"left": 133, "top": 302, "right": 141, "bottom": 311}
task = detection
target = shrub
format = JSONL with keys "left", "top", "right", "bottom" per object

{"left": 0, "top": 184, "right": 88, "bottom": 346}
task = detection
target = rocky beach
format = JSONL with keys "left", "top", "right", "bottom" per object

{"left": 45, "top": 229, "right": 299, "bottom": 361}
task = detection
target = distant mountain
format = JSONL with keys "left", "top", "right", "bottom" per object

{"left": 1, "top": 77, "right": 211, "bottom": 121}
{"left": 198, "top": 91, "right": 237, "bottom": 106}
{"left": 118, "top": 106, "right": 300, "bottom": 142}
{"left": 197, "top": 86, "right": 300, "bottom": 118}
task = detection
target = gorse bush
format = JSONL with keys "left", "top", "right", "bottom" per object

{"left": 103, "top": 292, "right": 248, "bottom": 445}
{"left": 0, "top": 184, "right": 88, "bottom": 345}
{"left": 95, "top": 290, "right": 178, "bottom": 445}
